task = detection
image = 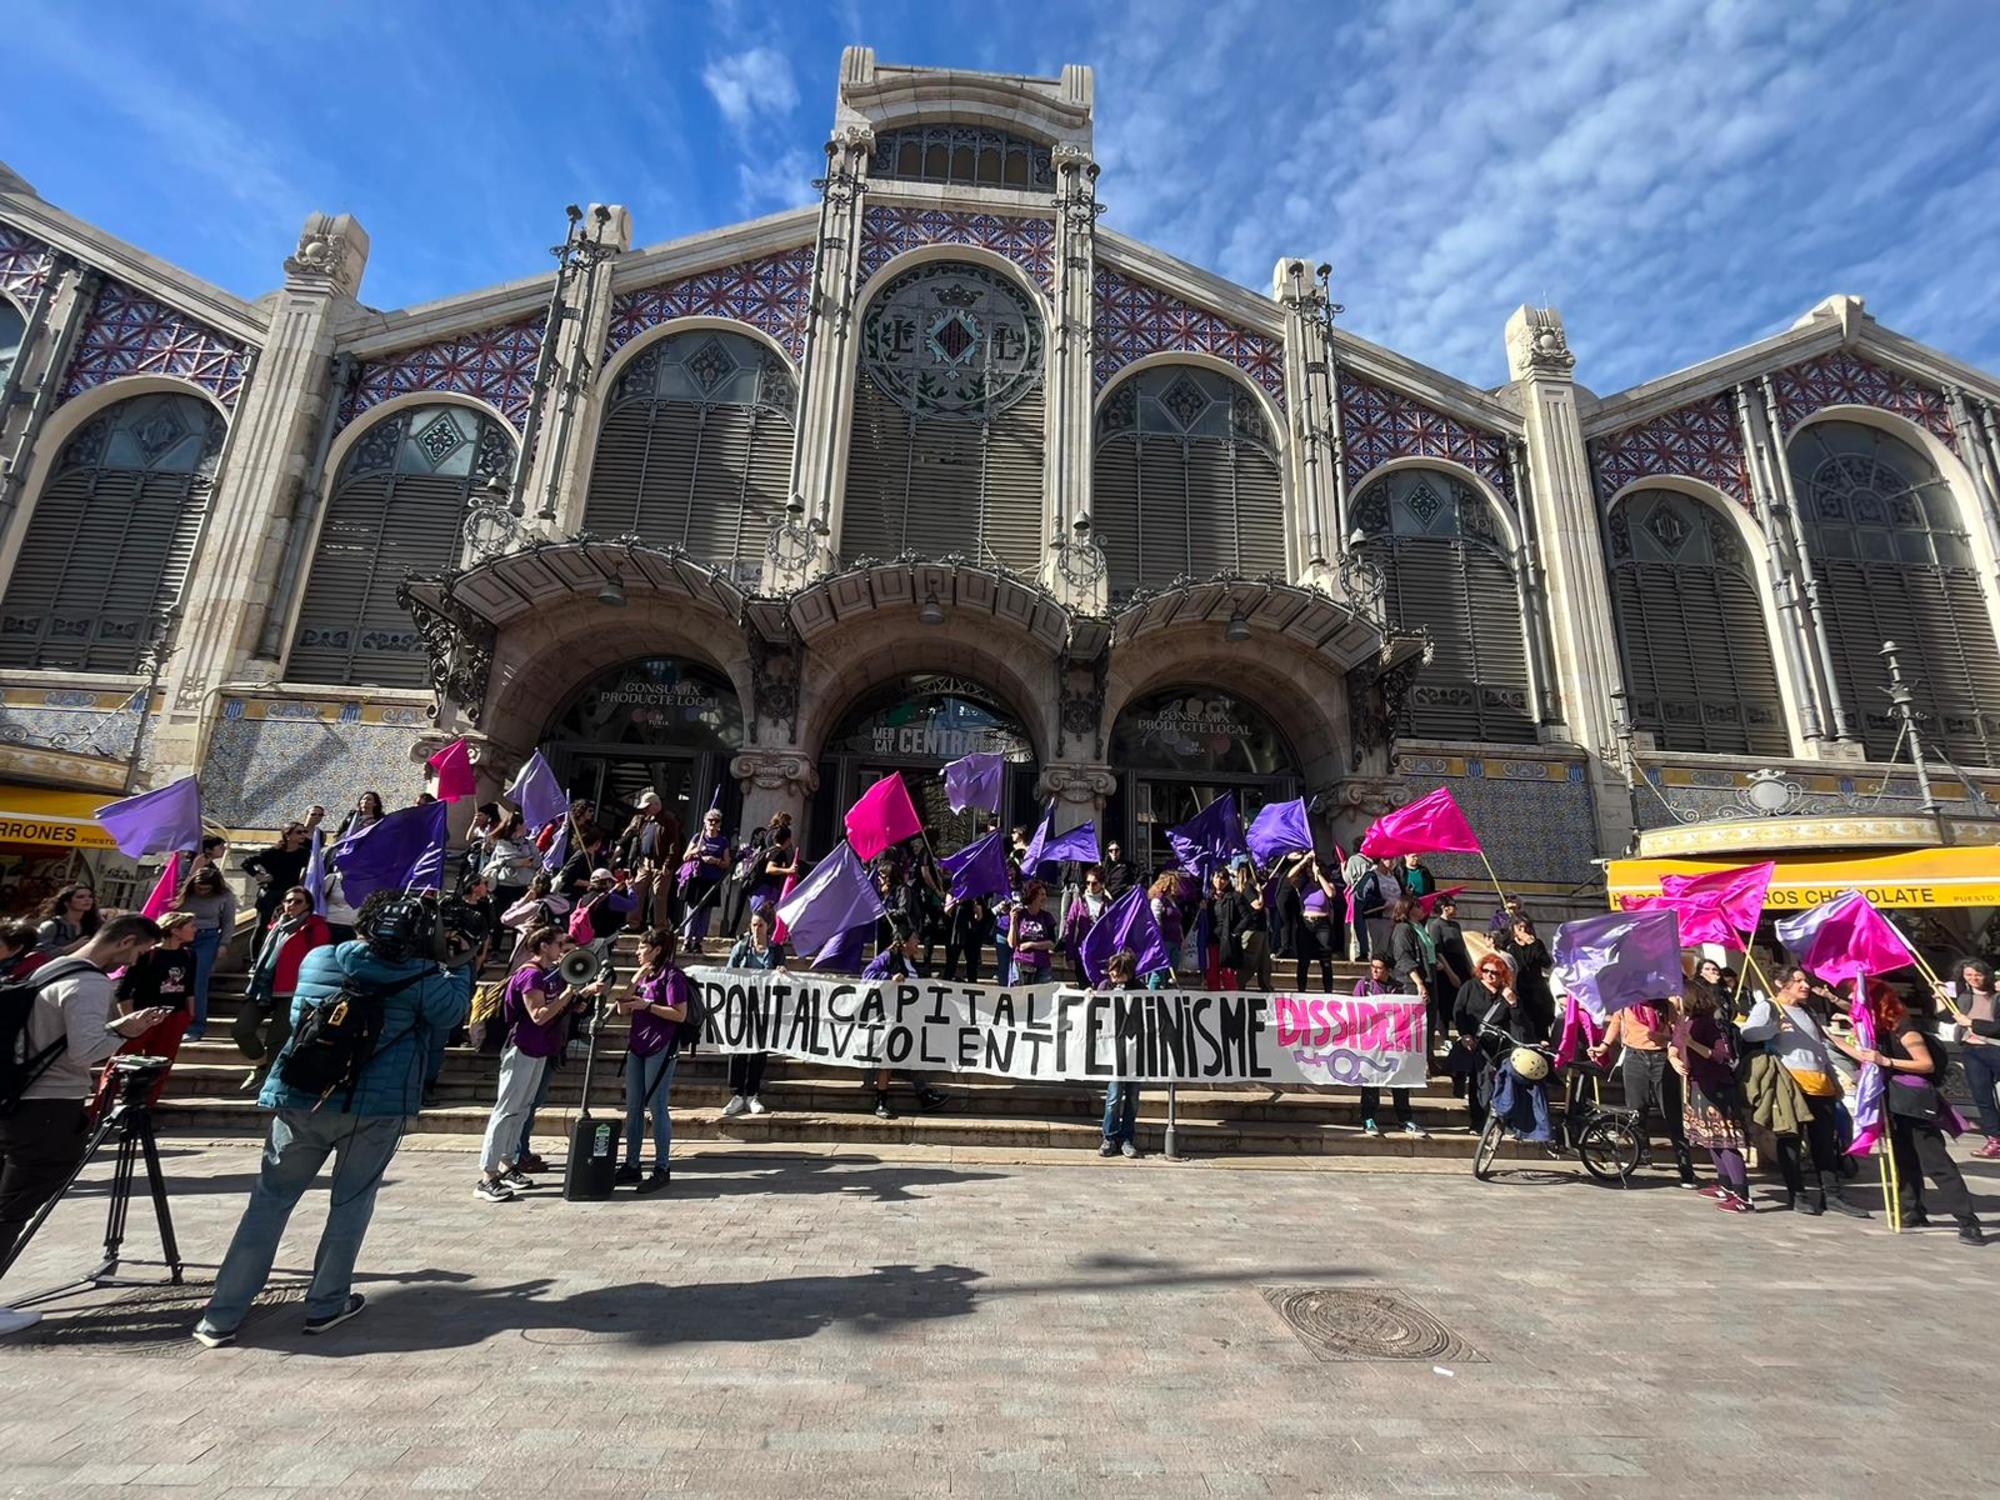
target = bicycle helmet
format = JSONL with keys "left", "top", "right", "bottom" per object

{"left": 1508, "top": 1046, "right": 1550, "bottom": 1082}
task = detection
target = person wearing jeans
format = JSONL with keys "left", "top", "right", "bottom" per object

{"left": 720, "top": 910, "right": 785, "bottom": 1117}
{"left": 1593, "top": 1000, "right": 1694, "bottom": 1185}
{"left": 476, "top": 928, "right": 602, "bottom": 1201}
{"left": 1938, "top": 958, "right": 2000, "bottom": 1158}
{"left": 177, "top": 865, "right": 236, "bottom": 1042}
{"left": 1098, "top": 951, "right": 1142, "bottom": 1158}
{"left": 616, "top": 928, "right": 687, "bottom": 1192}
{"left": 1353, "top": 958, "right": 1428, "bottom": 1140}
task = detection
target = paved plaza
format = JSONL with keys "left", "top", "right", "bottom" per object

{"left": 0, "top": 1137, "right": 1993, "bottom": 1499}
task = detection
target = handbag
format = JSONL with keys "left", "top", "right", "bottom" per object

{"left": 1886, "top": 1073, "right": 1946, "bottom": 1125}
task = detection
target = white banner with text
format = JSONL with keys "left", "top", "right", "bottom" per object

{"left": 685, "top": 968, "right": 1427, "bottom": 1088}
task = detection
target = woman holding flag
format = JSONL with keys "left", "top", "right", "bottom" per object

{"left": 1672, "top": 979, "right": 1755, "bottom": 1213}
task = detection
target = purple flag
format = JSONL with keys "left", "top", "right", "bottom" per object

{"left": 1245, "top": 798, "right": 1313, "bottom": 864}
{"left": 943, "top": 753, "right": 1005, "bottom": 815}
{"left": 939, "top": 829, "right": 1011, "bottom": 903}
{"left": 95, "top": 775, "right": 203, "bottom": 858}
{"left": 1846, "top": 999, "right": 1886, "bottom": 1156}
{"left": 303, "top": 829, "right": 327, "bottom": 912}
{"left": 1775, "top": 890, "right": 1915, "bottom": 984}
{"left": 1551, "top": 908, "right": 1684, "bottom": 1021}
{"left": 332, "top": 799, "right": 450, "bottom": 905}
{"left": 541, "top": 821, "right": 569, "bottom": 874}
{"left": 1078, "top": 884, "right": 1171, "bottom": 986}
{"left": 506, "top": 750, "right": 569, "bottom": 834}
{"left": 813, "top": 924, "right": 870, "bottom": 974}
{"left": 1020, "top": 802, "right": 1099, "bottom": 879}
{"left": 777, "top": 842, "right": 885, "bottom": 958}
{"left": 1167, "top": 793, "right": 1248, "bottom": 880}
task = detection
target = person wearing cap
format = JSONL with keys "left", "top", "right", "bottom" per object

{"left": 618, "top": 789, "right": 682, "bottom": 932}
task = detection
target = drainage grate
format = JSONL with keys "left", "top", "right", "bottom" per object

{"left": 0, "top": 1283, "right": 303, "bottom": 1360}
{"left": 1259, "top": 1286, "right": 1485, "bottom": 1364}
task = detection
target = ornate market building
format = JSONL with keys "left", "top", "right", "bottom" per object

{"left": 4, "top": 47, "right": 2000, "bottom": 925}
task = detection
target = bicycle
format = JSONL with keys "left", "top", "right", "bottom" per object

{"left": 1471, "top": 1031, "right": 1643, "bottom": 1184}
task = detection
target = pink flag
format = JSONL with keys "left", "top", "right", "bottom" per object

{"left": 771, "top": 873, "right": 798, "bottom": 945}
{"left": 1618, "top": 893, "right": 1745, "bottom": 950}
{"left": 844, "top": 774, "right": 924, "bottom": 861}
{"left": 1551, "top": 993, "right": 1602, "bottom": 1069}
{"left": 1660, "top": 861, "right": 1774, "bottom": 938}
{"left": 1846, "top": 995, "right": 1886, "bottom": 1156}
{"left": 426, "top": 737, "right": 477, "bottom": 802}
{"left": 1359, "top": 787, "right": 1481, "bottom": 859}
{"left": 1775, "top": 890, "right": 1914, "bottom": 985}
{"left": 140, "top": 852, "right": 183, "bottom": 920}
{"left": 1415, "top": 884, "right": 1467, "bottom": 917}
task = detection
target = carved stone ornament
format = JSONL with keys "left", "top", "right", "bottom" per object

{"left": 1316, "top": 776, "right": 1405, "bottom": 821}
{"left": 283, "top": 212, "right": 366, "bottom": 296}
{"left": 1035, "top": 763, "right": 1117, "bottom": 808}
{"left": 1055, "top": 649, "right": 1108, "bottom": 758}
{"left": 399, "top": 581, "right": 496, "bottom": 725}
{"left": 1346, "top": 642, "right": 1431, "bottom": 771}
{"left": 746, "top": 630, "right": 803, "bottom": 741}
{"left": 1050, "top": 143, "right": 1094, "bottom": 172}
{"left": 731, "top": 750, "right": 820, "bottom": 797}
{"left": 833, "top": 122, "right": 876, "bottom": 154}
{"left": 1510, "top": 306, "right": 1575, "bottom": 377}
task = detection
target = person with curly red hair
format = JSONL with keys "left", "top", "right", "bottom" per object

{"left": 1829, "top": 981, "right": 1987, "bottom": 1245}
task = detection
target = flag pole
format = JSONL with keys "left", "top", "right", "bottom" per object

{"left": 1475, "top": 850, "right": 1507, "bottom": 910}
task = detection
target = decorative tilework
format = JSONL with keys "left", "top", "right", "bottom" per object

{"left": 1768, "top": 349, "right": 1957, "bottom": 451}
{"left": 1092, "top": 267, "right": 1286, "bottom": 405}
{"left": 341, "top": 313, "right": 546, "bottom": 431}
{"left": 203, "top": 710, "right": 426, "bottom": 829}
{"left": 0, "top": 701, "right": 142, "bottom": 761}
{"left": 0, "top": 221, "right": 53, "bottom": 302}
{"left": 605, "top": 246, "right": 815, "bottom": 363}
{"left": 59, "top": 280, "right": 253, "bottom": 410}
{"left": 857, "top": 206, "right": 1055, "bottom": 295}
{"left": 1387, "top": 765, "right": 1599, "bottom": 889}
{"left": 1339, "top": 371, "right": 1514, "bottom": 504}
{"left": 1590, "top": 392, "right": 1751, "bottom": 508}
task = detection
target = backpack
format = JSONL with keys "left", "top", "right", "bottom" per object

{"left": 568, "top": 896, "right": 601, "bottom": 946}
{"left": 0, "top": 957, "right": 99, "bottom": 1115}
{"left": 675, "top": 971, "right": 709, "bottom": 1053}
{"left": 280, "top": 966, "right": 431, "bottom": 1103}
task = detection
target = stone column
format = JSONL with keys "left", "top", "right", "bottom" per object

{"left": 1042, "top": 147, "right": 1105, "bottom": 612}
{"left": 529, "top": 204, "right": 631, "bottom": 535}
{"left": 1275, "top": 259, "right": 1337, "bottom": 585}
{"left": 147, "top": 214, "right": 370, "bottom": 778}
{"left": 1035, "top": 762, "right": 1116, "bottom": 834}
{"left": 0, "top": 254, "right": 96, "bottom": 543}
{"left": 732, "top": 748, "right": 820, "bottom": 836}
{"left": 790, "top": 126, "right": 872, "bottom": 578}
{"left": 1503, "top": 304, "right": 1630, "bottom": 853}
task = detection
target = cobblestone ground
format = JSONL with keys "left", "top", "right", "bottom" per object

{"left": 0, "top": 1137, "right": 1994, "bottom": 1499}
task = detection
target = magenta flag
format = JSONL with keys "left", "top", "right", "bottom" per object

{"left": 95, "top": 775, "right": 203, "bottom": 858}
{"left": 1775, "top": 890, "right": 1915, "bottom": 985}
{"left": 140, "top": 852, "right": 183, "bottom": 920}
{"left": 1414, "top": 884, "right": 1467, "bottom": 917}
{"left": 1846, "top": 997, "right": 1886, "bottom": 1156}
{"left": 845, "top": 774, "right": 924, "bottom": 861}
{"left": 1550, "top": 994, "right": 1603, "bottom": 1068}
{"left": 426, "top": 737, "right": 477, "bottom": 802}
{"left": 1619, "top": 892, "right": 1742, "bottom": 950}
{"left": 1359, "top": 787, "right": 1481, "bottom": 859}
{"left": 1660, "top": 861, "right": 1774, "bottom": 939}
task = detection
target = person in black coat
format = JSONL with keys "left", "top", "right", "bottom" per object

{"left": 1386, "top": 897, "right": 1433, "bottom": 1015}
{"left": 1495, "top": 916, "right": 1555, "bottom": 1040}
{"left": 242, "top": 811, "right": 322, "bottom": 962}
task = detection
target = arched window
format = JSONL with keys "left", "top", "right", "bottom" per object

{"left": 581, "top": 329, "right": 796, "bottom": 586}
{"left": 1091, "top": 366, "right": 1285, "bottom": 602}
{"left": 1790, "top": 419, "right": 2000, "bottom": 762}
{"left": 1607, "top": 489, "right": 1787, "bottom": 755}
{"left": 0, "top": 391, "right": 222, "bottom": 672}
{"left": 289, "top": 404, "right": 514, "bottom": 688}
{"left": 870, "top": 125, "right": 1053, "bottom": 189}
{"left": 0, "top": 298, "right": 24, "bottom": 389}
{"left": 1352, "top": 467, "right": 1534, "bottom": 743}
{"left": 841, "top": 261, "right": 1044, "bottom": 573}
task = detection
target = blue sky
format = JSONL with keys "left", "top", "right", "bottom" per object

{"left": 5, "top": 0, "right": 1998, "bottom": 393}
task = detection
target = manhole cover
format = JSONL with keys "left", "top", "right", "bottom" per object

{"left": 0, "top": 1283, "right": 303, "bottom": 1360}
{"left": 1259, "top": 1287, "right": 1485, "bottom": 1363}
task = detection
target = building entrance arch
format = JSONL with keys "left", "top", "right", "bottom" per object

{"left": 812, "top": 673, "right": 1036, "bottom": 856}
{"left": 1106, "top": 686, "right": 1301, "bottom": 876}
{"left": 540, "top": 655, "right": 746, "bottom": 850}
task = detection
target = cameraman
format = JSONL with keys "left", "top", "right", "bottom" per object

{"left": 193, "top": 891, "right": 474, "bottom": 1348}
{"left": 0, "top": 913, "right": 165, "bottom": 1326}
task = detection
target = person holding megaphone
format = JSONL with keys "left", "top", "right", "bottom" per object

{"left": 475, "top": 926, "right": 607, "bottom": 1203}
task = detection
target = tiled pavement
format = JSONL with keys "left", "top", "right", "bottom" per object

{"left": 0, "top": 1136, "right": 1994, "bottom": 1499}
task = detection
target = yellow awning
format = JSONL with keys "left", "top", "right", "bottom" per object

{"left": 1607, "top": 845, "right": 2000, "bottom": 911}
{"left": 0, "top": 783, "right": 121, "bottom": 851}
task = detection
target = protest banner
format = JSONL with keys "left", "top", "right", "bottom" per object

{"left": 686, "top": 968, "right": 1427, "bottom": 1088}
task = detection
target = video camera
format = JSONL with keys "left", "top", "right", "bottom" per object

{"left": 357, "top": 893, "right": 488, "bottom": 970}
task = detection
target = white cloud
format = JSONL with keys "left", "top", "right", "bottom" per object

{"left": 703, "top": 46, "right": 800, "bottom": 131}
{"left": 737, "top": 149, "right": 819, "bottom": 215}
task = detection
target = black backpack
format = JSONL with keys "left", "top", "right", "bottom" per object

{"left": 676, "top": 974, "right": 709, "bottom": 1053}
{"left": 280, "top": 966, "right": 430, "bottom": 1103}
{"left": 0, "top": 957, "right": 99, "bottom": 1115}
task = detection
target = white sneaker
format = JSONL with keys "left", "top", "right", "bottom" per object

{"left": 720, "top": 1095, "right": 748, "bottom": 1118}
{"left": 747, "top": 1095, "right": 769, "bottom": 1115}
{"left": 0, "top": 1307, "right": 42, "bottom": 1337}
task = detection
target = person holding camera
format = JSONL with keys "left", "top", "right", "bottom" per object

{"left": 0, "top": 913, "right": 165, "bottom": 1332}
{"left": 192, "top": 892, "right": 475, "bottom": 1348}
{"left": 477, "top": 926, "right": 606, "bottom": 1202}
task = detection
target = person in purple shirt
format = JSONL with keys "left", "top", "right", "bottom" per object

{"left": 1008, "top": 881, "right": 1059, "bottom": 985}
{"left": 678, "top": 808, "right": 734, "bottom": 954}
{"left": 860, "top": 919, "right": 948, "bottom": 1119}
{"left": 614, "top": 927, "right": 688, "bottom": 1194}
{"left": 476, "top": 926, "right": 606, "bottom": 1202}
{"left": 1352, "top": 955, "right": 1430, "bottom": 1142}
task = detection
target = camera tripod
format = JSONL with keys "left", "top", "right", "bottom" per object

{"left": 0, "top": 1064, "right": 183, "bottom": 1307}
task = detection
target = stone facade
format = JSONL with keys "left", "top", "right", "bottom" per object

{"left": 3, "top": 48, "right": 2000, "bottom": 915}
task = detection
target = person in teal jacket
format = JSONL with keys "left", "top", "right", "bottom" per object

{"left": 194, "top": 893, "right": 474, "bottom": 1348}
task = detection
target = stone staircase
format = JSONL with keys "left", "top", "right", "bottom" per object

{"left": 154, "top": 936, "right": 1543, "bottom": 1162}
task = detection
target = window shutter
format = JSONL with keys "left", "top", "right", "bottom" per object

{"left": 1091, "top": 433, "right": 1142, "bottom": 601}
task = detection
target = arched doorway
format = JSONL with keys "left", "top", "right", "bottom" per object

{"left": 813, "top": 673, "right": 1036, "bottom": 855}
{"left": 543, "top": 656, "right": 746, "bottom": 843}
{"left": 1106, "top": 687, "right": 1300, "bottom": 875}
